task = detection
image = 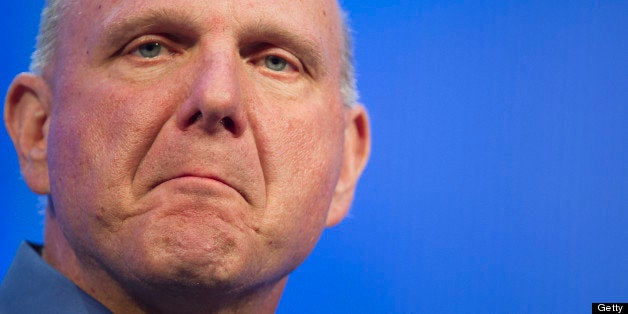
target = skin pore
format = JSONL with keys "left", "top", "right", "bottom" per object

{"left": 4, "top": 0, "right": 370, "bottom": 313}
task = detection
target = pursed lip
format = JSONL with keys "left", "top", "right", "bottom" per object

{"left": 152, "top": 172, "right": 244, "bottom": 198}
{"left": 154, "top": 173, "right": 231, "bottom": 191}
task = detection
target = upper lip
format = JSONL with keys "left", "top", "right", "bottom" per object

{"left": 169, "top": 173, "right": 228, "bottom": 186}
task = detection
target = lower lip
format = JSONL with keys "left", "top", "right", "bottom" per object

{"left": 158, "top": 176, "right": 235, "bottom": 195}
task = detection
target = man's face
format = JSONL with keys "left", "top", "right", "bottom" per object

{"left": 42, "top": 0, "right": 353, "bottom": 297}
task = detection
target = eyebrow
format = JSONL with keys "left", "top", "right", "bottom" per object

{"left": 99, "top": 9, "right": 200, "bottom": 51}
{"left": 97, "top": 8, "right": 328, "bottom": 76}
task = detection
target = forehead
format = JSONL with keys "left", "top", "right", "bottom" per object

{"left": 60, "top": 0, "right": 343, "bottom": 48}
{"left": 52, "top": 0, "right": 345, "bottom": 86}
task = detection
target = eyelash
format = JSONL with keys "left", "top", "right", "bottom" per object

{"left": 122, "top": 36, "right": 178, "bottom": 61}
{"left": 253, "top": 50, "right": 303, "bottom": 76}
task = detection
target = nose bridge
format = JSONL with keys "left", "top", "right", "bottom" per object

{"left": 197, "top": 49, "right": 240, "bottom": 110}
{"left": 176, "top": 44, "right": 246, "bottom": 136}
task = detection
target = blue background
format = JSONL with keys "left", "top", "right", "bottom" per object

{"left": 1, "top": 1, "right": 626, "bottom": 313}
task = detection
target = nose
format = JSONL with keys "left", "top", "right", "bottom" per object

{"left": 176, "top": 50, "right": 247, "bottom": 137}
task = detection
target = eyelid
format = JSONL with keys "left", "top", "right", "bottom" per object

{"left": 119, "top": 34, "right": 181, "bottom": 58}
{"left": 252, "top": 47, "right": 304, "bottom": 74}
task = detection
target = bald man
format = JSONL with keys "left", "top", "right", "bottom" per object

{"left": 0, "top": 0, "right": 370, "bottom": 312}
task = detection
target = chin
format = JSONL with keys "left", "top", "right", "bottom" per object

{"left": 121, "top": 217, "right": 260, "bottom": 290}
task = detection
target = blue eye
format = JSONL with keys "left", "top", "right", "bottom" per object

{"left": 264, "top": 55, "right": 288, "bottom": 71}
{"left": 137, "top": 42, "right": 162, "bottom": 58}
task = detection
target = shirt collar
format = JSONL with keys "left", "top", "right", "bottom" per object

{"left": 0, "top": 241, "right": 111, "bottom": 313}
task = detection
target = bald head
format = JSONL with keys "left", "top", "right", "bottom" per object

{"left": 5, "top": 0, "right": 371, "bottom": 311}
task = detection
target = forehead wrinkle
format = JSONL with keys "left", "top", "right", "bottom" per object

{"left": 98, "top": 6, "right": 206, "bottom": 48}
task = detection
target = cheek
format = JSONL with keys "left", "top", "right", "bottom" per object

{"left": 46, "top": 75, "right": 182, "bottom": 237}
{"left": 258, "top": 107, "right": 345, "bottom": 267}
{"left": 248, "top": 87, "right": 345, "bottom": 241}
{"left": 250, "top": 80, "right": 345, "bottom": 183}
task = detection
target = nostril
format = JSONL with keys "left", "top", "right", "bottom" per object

{"left": 182, "top": 111, "right": 239, "bottom": 135}
{"left": 219, "top": 117, "right": 236, "bottom": 133}
{"left": 188, "top": 111, "right": 202, "bottom": 125}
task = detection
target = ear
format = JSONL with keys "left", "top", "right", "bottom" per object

{"left": 326, "top": 104, "right": 371, "bottom": 227}
{"left": 4, "top": 73, "right": 52, "bottom": 195}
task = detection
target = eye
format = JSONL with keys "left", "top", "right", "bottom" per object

{"left": 264, "top": 55, "right": 289, "bottom": 71}
{"left": 134, "top": 42, "right": 165, "bottom": 59}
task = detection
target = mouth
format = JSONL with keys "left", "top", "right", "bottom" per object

{"left": 152, "top": 173, "right": 246, "bottom": 201}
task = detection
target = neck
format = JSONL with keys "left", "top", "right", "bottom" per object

{"left": 42, "top": 206, "right": 287, "bottom": 313}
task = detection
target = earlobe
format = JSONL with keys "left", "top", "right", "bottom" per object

{"left": 326, "top": 104, "right": 371, "bottom": 227}
{"left": 4, "top": 73, "right": 52, "bottom": 195}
